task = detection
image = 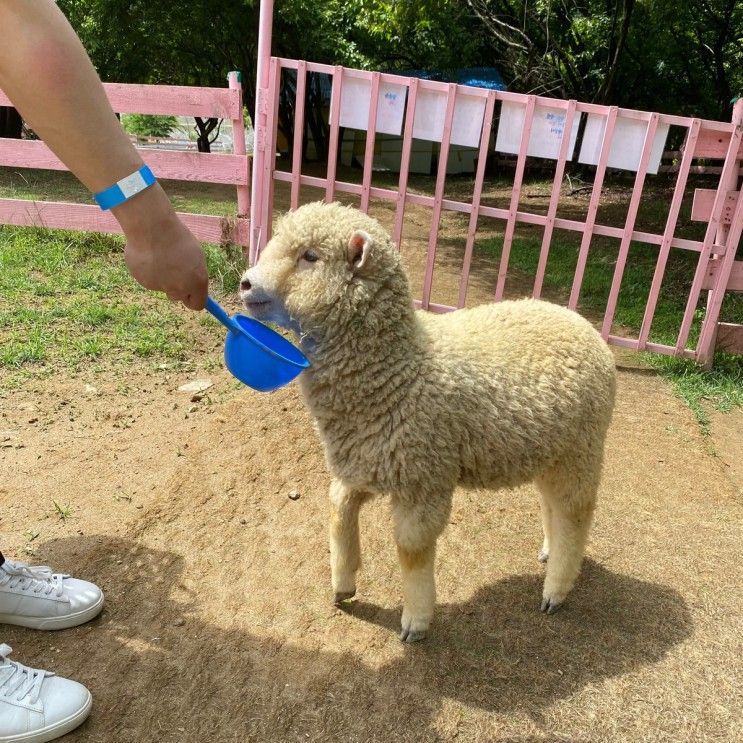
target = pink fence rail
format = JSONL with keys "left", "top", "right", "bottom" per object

{"left": 0, "top": 73, "right": 250, "bottom": 247}
{"left": 252, "top": 58, "right": 743, "bottom": 365}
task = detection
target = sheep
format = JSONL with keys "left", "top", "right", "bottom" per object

{"left": 240, "top": 201, "right": 616, "bottom": 642}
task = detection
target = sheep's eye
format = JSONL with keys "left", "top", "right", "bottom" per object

{"left": 301, "top": 250, "right": 319, "bottom": 263}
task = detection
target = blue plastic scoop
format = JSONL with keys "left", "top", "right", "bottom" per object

{"left": 205, "top": 296, "right": 309, "bottom": 392}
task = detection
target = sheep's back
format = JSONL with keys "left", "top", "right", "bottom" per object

{"left": 416, "top": 299, "right": 616, "bottom": 487}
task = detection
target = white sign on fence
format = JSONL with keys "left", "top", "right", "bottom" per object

{"left": 412, "top": 88, "right": 487, "bottom": 148}
{"left": 451, "top": 93, "right": 488, "bottom": 148}
{"left": 495, "top": 101, "right": 581, "bottom": 160}
{"left": 578, "top": 114, "right": 670, "bottom": 173}
{"left": 338, "top": 76, "right": 407, "bottom": 136}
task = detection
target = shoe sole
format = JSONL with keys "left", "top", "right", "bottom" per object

{"left": 0, "top": 592, "right": 104, "bottom": 630}
{"left": 0, "top": 690, "right": 91, "bottom": 743}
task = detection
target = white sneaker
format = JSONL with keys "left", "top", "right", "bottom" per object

{"left": 0, "top": 561, "right": 103, "bottom": 631}
{"left": 0, "top": 644, "right": 91, "bottom": 742}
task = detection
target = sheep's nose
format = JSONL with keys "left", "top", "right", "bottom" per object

{"left": 240, "top": 277, "right": 251, "bottom": 291}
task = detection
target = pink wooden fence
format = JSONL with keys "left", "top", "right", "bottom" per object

{"left": 0, "top": 10, "right": 740, "bottom": 367}
{"left": 0, "top": 72, "right": 250, "bottom": 246}
{"left": 251, "top": 58, "right": 743, "bottom": 366}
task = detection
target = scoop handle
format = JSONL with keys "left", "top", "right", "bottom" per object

{"left": 205, "top": 296, "right": 243, "bottom": 335}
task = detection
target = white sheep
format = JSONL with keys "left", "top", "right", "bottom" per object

{"left": 240, "top": 201, "right": 616, "bottom": 642}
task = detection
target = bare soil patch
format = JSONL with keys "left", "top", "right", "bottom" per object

{"left": 1, "top": 343, "right": 741, "bottom": 743}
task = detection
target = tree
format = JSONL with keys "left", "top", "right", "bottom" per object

{"left": 618, "top": 0, "right": 742, "bottom": 119}
{"left": 464, "top": 1, "right": 637, "bottom": 101}
{"left": 58, "top": 0, "right": 260, "bottom": 150}
{"left": 51, "top": 0, "right": 743, "bottom": 157}
{"left": 464, "top": 0, "right": 741, "bottom": 119}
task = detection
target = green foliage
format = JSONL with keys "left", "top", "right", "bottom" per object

{"left": 121, "top": 114, "right": 177, "bottom": 139}
{"left": 58, "top": 0, "right": 260, "bottom": 115}
{"left": 56, "top": 0, "right": 742, "bottom": 122}
{"left": 618, "top": 0, "right": 742, "bottom": 118}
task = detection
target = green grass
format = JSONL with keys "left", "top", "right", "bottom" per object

{"left": 0, "top": 224, "right": 244, "bottom": 385}
{"left": 52, "top": 500, "right": 73, "bottom": 522}
{"left": 0, "top": 167, "right": 246, "bottom": 388}
{"left": 478, "top": 228, "right": 743, "bottom": 427}
{"left": 649, "top": 353, "right": 742, "bottom": 431}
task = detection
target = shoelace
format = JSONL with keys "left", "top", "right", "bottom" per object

{"left": 0, "top": 644, "right": 49, "bottom": 705}
{"left": 0, "top": 560, "right": 65, "bottom": 598}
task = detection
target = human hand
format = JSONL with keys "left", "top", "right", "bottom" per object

{"left": 116, "top": 185, "right": 209, "bottom": 310}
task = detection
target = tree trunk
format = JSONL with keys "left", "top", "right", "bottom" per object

{"left": 594, "top": 0, "right": 636, "bottom": 103}
{"left": 0, "top": 106, "right": 23, "bottom": 138}
{"left": 194, "top": 117, "right": 219, "bottom": 153}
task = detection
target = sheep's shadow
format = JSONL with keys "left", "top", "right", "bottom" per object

{"left": 344, "top": 558, "right": 692, "bottom": 714}
{"left": 7, "top": 539, "right": 691, "bottom": 742}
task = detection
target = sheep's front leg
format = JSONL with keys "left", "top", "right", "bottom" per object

{"left": 329, "top": 479, "right": 369, "bottom": 605}
{"left": 393, "top": 498, "right": 450, "bottom": 642}
{"left": 396, "top": 542, "right": 436, "bottom": 642}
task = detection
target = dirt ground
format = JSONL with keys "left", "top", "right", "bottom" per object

{"left": 1, "top": 342, "right": 741, "bottom": 743}
{"left": 1, "top": 187, "right": 742, "bottom": 741}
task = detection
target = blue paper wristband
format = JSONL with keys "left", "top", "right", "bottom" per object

{"left": 94, "top": 165, "right": 156, "bottom": 210}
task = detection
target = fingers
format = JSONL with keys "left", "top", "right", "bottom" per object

{"left": 165, "top": 280, "right": 207, "bottom": 311}
{"left": 122, "top": 223, "right": 208, "bottom": 310}
{"left": 182, "top": 289, "right": 207, "bottom": 311}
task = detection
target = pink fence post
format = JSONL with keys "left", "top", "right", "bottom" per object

{"left": 600, "top": 112, "right": 659, "bottom": 338}
{"left": 676, "top": 104, "right": 743, "bottom": 357}
{"left": 359, "top": 72, "right": 381, "bottom": 213}
{"left": 568, "top": 106, "right": 618, "bottom": 310}
{"left": 695, "top": 98, "right": 743, "bottom": 364}
{"left": 227, "top": 72, "right": 250, "bottom": 235}
{"left": 250, "top": 0, "right": 275, "bottom": 263}
{"left": 392, "top": 77, "right": 419, "bottom": 249}
{"left": 290, "top": 60, "right": 308, "bottom": 209}
{"left": 637, "top": 119, "right": 701, "bottom": 349}
{"left": 495, "top": 95, "right": 536, "bottom": 301}
{"left": 257, "top": 57, "right": 281, "bottom": 254}
{"left": 533, "top": 100, "right": 578, "bottom": 299}
{"left": 421, "top": 83, "right": 458, "bottom": 310}
{"left": 458, "top": 90, "right": 496, "bottom": 307}
{"left": 325, "top": 66, "right": 344, "bottom": 202}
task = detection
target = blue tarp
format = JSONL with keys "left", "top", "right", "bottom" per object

{"left": 395, "top": 67, "right": 507, "bottom": 91}
{"left": 310, "top": 66, "right": 507, "bottom": 101}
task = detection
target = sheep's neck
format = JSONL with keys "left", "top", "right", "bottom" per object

{"left": 299, "top": 294, "right": 428, "bottom": 421}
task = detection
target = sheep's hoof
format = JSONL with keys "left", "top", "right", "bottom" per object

{"left": 537, "top": 549, "right": 549, "bottom": 563}
{"left": 333, "top": 589, "right": 356, "bottom": 606}
{"left": 540, "top": 596, "right": 564, "bottom": 614}
{"left": 399, "top": 627, "right": 427, "bottom": 643}
{"left": 399, "top": 611, "right": 429, "bottom": 642}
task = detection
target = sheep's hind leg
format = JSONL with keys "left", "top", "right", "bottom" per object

{"left": 329, "top": 479, "right": 370, "bottom": 605}
{"left": 538, "top": 490, "right": 552, "bottom": 563}
{"left": 393, "top": 497, "right": 450, "bottom": 642}
{"left": 535, "top": 464, "right": 598, "bottom": 614}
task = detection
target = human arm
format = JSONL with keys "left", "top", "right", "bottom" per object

{"left": 0, "top": 0, "right": 208, "bottom": 309}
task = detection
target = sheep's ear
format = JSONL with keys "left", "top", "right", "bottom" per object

{"left": 347, "top": 230, "right": 372, "bottom": 272}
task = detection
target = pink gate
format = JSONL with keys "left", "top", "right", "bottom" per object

{"left": 250, "top": 55, "right": 743, "bottom": 367}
